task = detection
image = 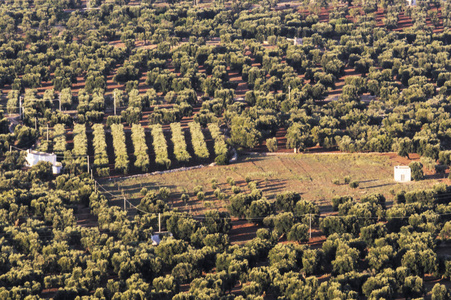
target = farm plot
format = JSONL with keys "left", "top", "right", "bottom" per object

{"left": 51, "top": 120, "right": 222, "bottom": 177}
{"left": 99, "top": 153, "right": 444, "bottom": 216}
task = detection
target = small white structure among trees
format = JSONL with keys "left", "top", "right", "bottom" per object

{"left": 287, "top": 38, "right": 303, "bottom": 46}
{"left": 25, "top": 149, "right": 62, "bottom": 174}
{"left": 394, "top": 166, "right": 411, "bottom": 182}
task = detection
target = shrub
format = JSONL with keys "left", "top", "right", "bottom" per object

{"left": 435, "top": 164, "right": 447, "bottom": 175}
{"left": 431, "top": 283, "right": 449, "bottom": 300}
{"left": 409, "top": 162, "right": 424, "bottom": 181}
{"left": 215, "top": 154, "right": 228, "bottom": 165}
{"left": 344, "top": 175, "right": 351, "bottom": 184}
{"left": 331, "top": 196, "right": 353, "bottom": 211}
{"left": 248, "top": 181, "right": 258, "bottom": 190}
{"left": 438, "top": 151, "right": 451, "bottom": 165}
{"left": 192, "top": 187, "right": 203, "bottom": 196}
{"left": 196, "top": 192, "right": 205, "bottom": 201}
{"left": 395, "top": 191, "right": 406, "bottom": 204}
{"left": 159, "top": 187, "right": 171, "bottom": 200}
{"left": 214, "top": 188, "right": 221, "bottom": 198}
{"left": 181, "top": 194, "right": 189, "bottom": 204}
{"left": 420, "top": 156, "right": 436, "bottom": 172}
{"left": 266, "top": 137, "right": 278, "bottom": 152}
{"left": 360, "top": 193, "right": 385, "bottom": 207}
{"left": 349, "top": 181, "right": 359, "bottom": 188}
{"left": 232, "top": 186, "right": 241, "bottom": 194}
{"left": 106, "top": 115, "right": 123, "bottom": 127}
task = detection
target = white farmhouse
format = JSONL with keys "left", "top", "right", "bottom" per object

{"left": 394, "top": 166, "right": 411, "bottom": 182}
{"left": 25, "top": 149, "right": 62, "bottom": 174}
{"left": 151, "top": 234, "right": 161, "bottom": 246}
{"left": 287, "top": 38, "right": 303, "bottom": 46}
{"left": 151, "top": 232, "right": 173, "bottom": 246}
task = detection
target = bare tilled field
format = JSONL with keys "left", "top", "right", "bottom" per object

{"left": 101, "top": 152, "right": 444, "bottom": 214}
{"left": 96, "top": 152, "right": 448, "bottom": 247}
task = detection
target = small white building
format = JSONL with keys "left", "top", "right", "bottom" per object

{"left": 287, "top": 38, "right": 303, "bottom": 46}
{"left": 394, "top": 166, "right": 411, "bottom": 182}
{"left": 151, "top": 232, "right": 173, "bottom": 246}
{"left": 25, "top": 149, "right": 62, "bottom": 174}
{"left": 407, "top": 0, "right": 416, "bottom": 6}
{"left": 151, "top": 234, "right": 161, "bottom": 246}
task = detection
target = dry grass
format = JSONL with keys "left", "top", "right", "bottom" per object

{"left": 99, "top": 153, "right": 447, "bottom": 214}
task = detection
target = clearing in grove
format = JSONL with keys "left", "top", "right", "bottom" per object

{"left": 99, "top": 152, "right": 446, "bottom": 215}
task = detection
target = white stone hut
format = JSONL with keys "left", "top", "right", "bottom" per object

{"left": 25, "top": 149, "right": 62, "bottom": 174}
{"left": 394, "top": 166, "right": 411, "bottom": 182}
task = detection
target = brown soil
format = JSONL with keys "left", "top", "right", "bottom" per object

{"left": 229, "top": 219, "right": 261, "bottom": 245}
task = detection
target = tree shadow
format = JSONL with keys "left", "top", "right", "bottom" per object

{"left": 359, "top": 179, "right": 379, "bottom": 184}
{"left": 365, "top": 182, "right": 396, "bottom": 189}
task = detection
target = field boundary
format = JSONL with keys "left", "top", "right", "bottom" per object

{"left": 108, "top": 164, "right": 208, "bottom": 180}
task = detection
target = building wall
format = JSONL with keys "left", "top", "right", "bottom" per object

{"left": 394, "top": 167, "right": 411, "bottom": 182}
{"left": 26, "top": 152, "right": 57, "bottom": 167}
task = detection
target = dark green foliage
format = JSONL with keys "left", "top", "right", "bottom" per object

{"left": 360, "top": 224, "right": 387, "bottom": 246}
{"left": 215, "top": 154, "right": 228, "bottom": 165}
{"left": 138, "top": 191, "right": 168, "bottom": 214}
{"left": 361, "top": 193, "right": 386, "bottom": 208}
{"left": 275, "top": 191, "right": 301, "bottom": 212}
{"left": 331, "top": 244, "right": 359, "bottom": 275}
{"left": 106, "top": 116, "right": 123, "bottom": 127}
{"left": 266, "top": 137, "right": 278, "bottom": 152}
{"left": 320, "top": 216, "right": 360, "bottom": 237}
{"left": 2, "top": 2, "right": 451, "bottom": 299}
{"left": 270, "top": 212, "right": 295, "bottom": 235}
{"left": 155, "top": 239, "right": 188, "bottom": 267}
{"left": 431, "top": 283, "right": 450, "bottom": 300}
{"left": 268, "top": 243, "right": 303, "bottom": 273}
{"left": 203, "top": 210, "right": 231, "bottom": 234}
{"left": 30, "top": 161, "right": 53, "bottom": 181}
{"left": 409, "top": 162, "right": 424, "bottom": 181}
{"left": 293, "top": 199, "right": 320, "bottom": 227}
{"left": 331, "top": 196, "right": 353, "bottom": 211}
{"left": 349, "top": 181, "right": 359, "bottom": 188}
{"left": 367, "top": 245, "right": 395, "bottom": 272}
{"left": 246, "top": 199, "right": 272, "bottom": 222}
{"left": 287, "top": 223, "right": 309, "bottom": 242}
{"left": 172, "top": 263, "right": 198, "bottom": 284}
{"left": 228, "top": 193, "right": 254, "bottom": 217}
{"left": 167, "top": 215, "right": 199, "bottom": 241}
{"left": 14, "top": 125, "right": 38, "bottom": 149}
